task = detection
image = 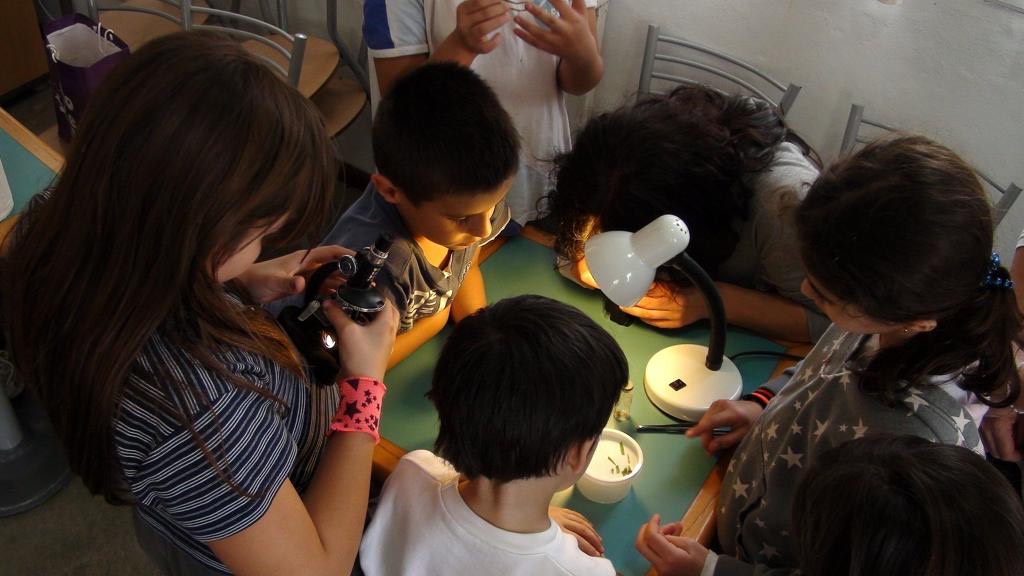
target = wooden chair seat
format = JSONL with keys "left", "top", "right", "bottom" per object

{"left": 311, "top": 74, "right": 367, "bottom": 138}
{"left": 98, "top": 0, "right": 210, "bottom": 52}
{"left": 242, "top": 34, "right": 339, "bottom": 98}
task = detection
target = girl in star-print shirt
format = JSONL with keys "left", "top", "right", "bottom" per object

{"left": 634, "top": 135, "right": 1024, "bottom": 576}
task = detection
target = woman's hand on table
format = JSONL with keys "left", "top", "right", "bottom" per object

{"left": 686, "top": 399, "right": 764, "bottom": 454}
{"left": 321, "top": 298, "right": 398, "bottom": 382}
{"left": 620, "top": 282, "right": 706, "bottom": 329}
{"left": 635, "top": 514, "right": 708, "bottom": 576}
{"left": 549, "top": 506, "right": 604, "bottom": 557}
{"left": 237, "top": 245, "right": 352, "bottom": 304}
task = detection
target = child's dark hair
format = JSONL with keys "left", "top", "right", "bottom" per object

{"left": 793, "top": 434, "right": 1024, "bottom": 576}
{"left": 797, "top": 135, "right": 1022, "bottom": 406}
{"left": 428, "top": 295, "right": 627, "bottom": 482}
{"left": 547, "top": 84, "right": 813, "bottom": 282}
{"left": 372, "top": 62, "right": 519, "bottom": 204}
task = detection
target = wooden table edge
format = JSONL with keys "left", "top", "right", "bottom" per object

{"left": 0, "top": 107, "right": 65, "bottom": 173}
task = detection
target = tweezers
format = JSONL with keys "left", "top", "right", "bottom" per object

{"left": 636, "top": 423, "right": 730, "bottom": 436}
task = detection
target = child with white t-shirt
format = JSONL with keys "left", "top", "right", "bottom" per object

{"left": 358, "top": 295, "right": 627, "bottom": 575}
{"left": 362, "top": 0, "right": 604, "bottom": 227}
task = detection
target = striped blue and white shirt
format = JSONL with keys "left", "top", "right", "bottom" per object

{"left": 113, "top": 316, "right": 338, "bottom": 574}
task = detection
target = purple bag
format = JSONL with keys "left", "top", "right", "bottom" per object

{"left": 43, "top": 13, "right": 129, "bottom": 141}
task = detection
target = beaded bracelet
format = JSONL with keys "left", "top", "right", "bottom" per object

{"left": 329, "top": 376, "right": 387, "bottom": 444}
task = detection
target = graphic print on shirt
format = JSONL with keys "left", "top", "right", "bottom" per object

{"left": 401, "top": 288, "right": 453, "bottom": 331}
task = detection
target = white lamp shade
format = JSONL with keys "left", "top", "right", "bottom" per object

{"left": 584, "top": 215, "right": 691, "bottom": 307}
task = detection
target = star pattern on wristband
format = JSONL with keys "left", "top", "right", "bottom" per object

{"left": 343, "top": 400, "right": 361, "bottom": 418}
{"left": 332, "top": 377, "right": 385, "bottom": 437}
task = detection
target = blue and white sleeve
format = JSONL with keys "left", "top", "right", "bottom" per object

{"left": 363, "top": 0, "right": 431, "bottom": 58}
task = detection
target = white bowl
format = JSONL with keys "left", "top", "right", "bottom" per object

{"left": 576, "top": 428, "right": 643, "bottom": 504}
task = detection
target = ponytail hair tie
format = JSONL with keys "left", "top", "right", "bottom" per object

{"left": 982, "top": 253, "right": 1015, "bottom": 290}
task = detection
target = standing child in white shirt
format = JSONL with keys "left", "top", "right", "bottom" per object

{"left": 362, "top": 0, "right": 604, "bottom": 228}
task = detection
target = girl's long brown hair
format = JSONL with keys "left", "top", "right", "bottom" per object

{"left": 2, "top": 32, "right": 333, "bottom": 502}
{"left": 797, "top": 135, "right": 1022, "bottom": 407}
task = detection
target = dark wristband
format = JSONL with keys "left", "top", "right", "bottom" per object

{"left": 741, "top": 386, "right": 775, "bottom": 409}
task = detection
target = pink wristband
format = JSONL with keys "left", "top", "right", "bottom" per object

{"left": 329, "top": 376, "right": 387, "bottom": 444}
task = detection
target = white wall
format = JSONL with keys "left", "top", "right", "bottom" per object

{"left": 592, "top": 0, "right": 1024, "bottom": 257}
{"left": 84, "top": 1, "right": 1024, "bottom": 255}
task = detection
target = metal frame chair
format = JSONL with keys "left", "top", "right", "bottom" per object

{"left": 841, "top": 103, "right": 1022, "bottom": 226}
{"left": 184, "top": 1, "right": 307, "bottom": 89}
{"left": 638, "top": 24, "right": 801, "bottom": 117}
{"left": 202, "top": 0, "right": 367, "bottom": 137}
{"left": 87, "top": 0, "right": 179, "bottom": 26}
{"left": 86, "top": 0, "right": 212, "bottom": 51}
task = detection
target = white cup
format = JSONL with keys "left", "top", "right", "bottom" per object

{"left": 576, "top": 428, "right": 643, "bottom": 504}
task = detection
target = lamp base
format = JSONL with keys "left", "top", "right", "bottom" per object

{"left": 644, "top": 344, "right": 742, "bottom": 422}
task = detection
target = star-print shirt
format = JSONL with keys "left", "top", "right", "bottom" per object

{"left": 714, "top": 324, "right": 986, "bottom": 576}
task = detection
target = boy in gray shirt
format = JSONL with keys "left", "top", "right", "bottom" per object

{"left": 321, "top": 63, "right": 517, "bottom": 363}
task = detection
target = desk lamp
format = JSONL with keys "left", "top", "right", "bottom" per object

{"left": 585, "top": 215, "right": 741, "bottom": 421}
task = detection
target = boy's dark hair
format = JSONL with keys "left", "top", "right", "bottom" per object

{"left": 796, "top": 135, "right": 1022, "bottom": 407}
{"left": 793, "top": 435, "right": 1024, "bottom": 576}
{"left": 547, "top": 84, "right": 814, "bottom": 285}
{"left": 428, "top": 295, "right": 627, "bottom": 482}
{"left": 372, "top": 62, "right": 519, "bottom": 204}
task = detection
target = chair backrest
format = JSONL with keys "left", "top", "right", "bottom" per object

{"left": 638, "top": 24, "right": 802, "bottom": 117}
{"left": 86, "top": 0, "right": 181, "bottom": 26}
{"left": 183, "top": 0, "right": 306, "bottom": 88}
{"left": 840, "top": 103, "right": 1022, "bottom": 226}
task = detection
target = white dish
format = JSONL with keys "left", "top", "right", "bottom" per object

{"left": 576, "top": 428, "right": 643, "bottom": 504}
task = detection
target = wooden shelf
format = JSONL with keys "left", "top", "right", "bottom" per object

{"left": 0, "top": 0, "right": 48, "bottom": 96}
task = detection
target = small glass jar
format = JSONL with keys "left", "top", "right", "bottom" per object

{"left": 613, "top": 380, "right": 634, "bottom": 422}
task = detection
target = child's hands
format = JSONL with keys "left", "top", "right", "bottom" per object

{"left": 981, "top": 407, "right": 1024, "bottom": 462}
{"left": 454, "top": 0, "right": 512, "bottom": 55}
{"left": 635, "top": 514, "right": 708, "bottom": 576}
{"left": 513, "top": 0, "right": 598, "bottom": 67}
{"left": 237, "top": 245, "right": 352, "bottom": 304}
{"left": 549, "top": 506, "right": 605, "bottom": 556}
{"left": 620, "top": 282, "right": 707, "bottom": 329}
{"left": 556, "top": 255, "right": 599, "bottom": 289}
{"left": 321, "top": 299, "right": 399, "bottom": 382}
{"left": 686, "top": 399, "right": 764, "bottom": 454}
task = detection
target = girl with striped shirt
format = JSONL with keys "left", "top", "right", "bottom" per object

{"left": 2, "top": 32, "right": 398, "bottom": 575}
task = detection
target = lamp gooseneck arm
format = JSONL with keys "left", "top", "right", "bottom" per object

{"left": 669, "top": 254, "right": 727, "bottom": 371}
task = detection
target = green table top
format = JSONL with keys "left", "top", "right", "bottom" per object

{"left": 0, "top": 128, "right": 56, "bottom": 213}
{"left": 382, "top": 236, "right": 781, "bottom": 575}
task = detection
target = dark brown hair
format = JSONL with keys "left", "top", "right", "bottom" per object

{"left": 547, "top": 83, "right": 816, "bottom": 281}
{"left": 428, "top": 296, "right": 627, "bottom": 482}
{"left": 1, "top": 32, "right": 333, "bottom": 502}
{"left": 793, "top": 435, "right": 1024, "bottom": 576}
{"left": 371, "top": 62, "right": 519, "bottom": 204}
{"left": 796, "top": 135, "right": 1022, "bottom": 406}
